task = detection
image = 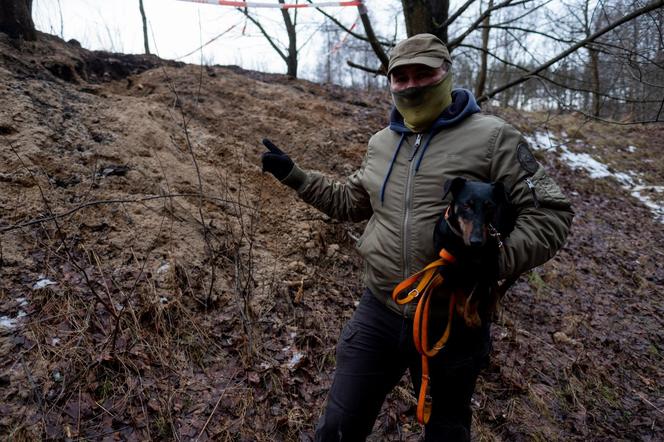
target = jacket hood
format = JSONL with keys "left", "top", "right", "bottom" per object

{"left": 389, "top": 88, "right": 481, "bottom": 134}
{"left": 379, "top": 89, "right": 481, "bottom": 205}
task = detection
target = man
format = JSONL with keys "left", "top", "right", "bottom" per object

{"left": 261, "top": 34, "right": 573, "bottom": 441}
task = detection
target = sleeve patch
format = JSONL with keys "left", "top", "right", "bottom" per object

{"left": 517, "top": 142, "right": 539, "bottom": 174}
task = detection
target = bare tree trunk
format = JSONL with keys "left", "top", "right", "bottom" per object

{"left": 139, "top": 0, "right": 150, "bottom": 55}
{"left": 237, "top": 3, "right": 298, "bottom": 78}
{"left": 324, "top": 24, "right": 332, "bottom": 83}
{"left": 357, "top": 2, "right": 389, "bottom": 72}
{"left": 0, "top": 0, "right": 36, "bottom": 41}
{"left": 279, "top": 0, "right": 297, "bottom": 77}
{"left": 401, "top": 0, "right": 450, "bottom": 43}
{"left": 499, "top": 30, "right": 511, "bottom": 107}
{"left": 57, "top": 0, "right": 63, "bottom": 38}
{"left": 631, "top": 14, "right": 639, "bottom": 120}
{"left": 589, "top": 46, "right": 600, "bottom": 116}
{"left": 475, "top": 0, "right": 493, "bottom": 97}
{"left": 583, "top": 0, "right": 600, "bottom": 116}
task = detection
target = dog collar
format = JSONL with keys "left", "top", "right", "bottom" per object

{"left": 444, "top": 205, "right": 464, "bottom": 239}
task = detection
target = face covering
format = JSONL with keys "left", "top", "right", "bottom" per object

{"left": 391, "top": 72, "right": 453, "bottom": 133}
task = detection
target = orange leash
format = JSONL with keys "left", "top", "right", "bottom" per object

{"left": 392, "top": 248, "right": 458, "bottom": 424}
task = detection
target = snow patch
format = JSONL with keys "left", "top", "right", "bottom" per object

{"left": 559, "top": 149, "right": 612, "bottom": 179}
{"left": 631, "top": 186, "right": 664, "bottom": 223}
{"left": 33, "top": 277, "right": 56, "bottom": 290}
{"left": 0, "top": 316, "right": 16, "bottom": 329}
{"left": 287, "top": 351, "right": 304, "bottom": 370}
{"left": 524, "top": 131, "right": 555, "bottom": 150}
{"left": 0, "top": 311, "right": 26, "bottom": 330}
{"left": 527, "top": 131, "right": 664, "bottom": 223}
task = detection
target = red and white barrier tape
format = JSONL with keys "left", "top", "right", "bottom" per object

{"left": 177, "top": 0, "right": 362, "bottom": 9}
{"left": 330, "top": 18, "right": 358, "bottom": 54}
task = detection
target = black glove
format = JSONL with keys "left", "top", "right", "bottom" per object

{"left": 261, "top": 138, "right": 294, "bottom": 181}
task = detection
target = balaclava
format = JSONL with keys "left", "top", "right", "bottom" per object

{"left": 387, "top": 34, "right": 453, "bottom": 133}
{"left": 391, "top": 71, "right": 453, "bottom": 133}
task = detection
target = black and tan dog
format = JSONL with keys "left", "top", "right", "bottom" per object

{"left": 434, "top": 177, "right": 515, "bottom": 327}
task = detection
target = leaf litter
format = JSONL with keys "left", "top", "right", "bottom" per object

{"left": 0, "top": 33, "right": 662, "bottom": 441}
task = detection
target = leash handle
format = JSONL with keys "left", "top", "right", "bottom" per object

{"left": 392, "top": 260, "right": 442, "bottom": 304}
{"left": 391, "top": 249, "right": 456, "bottom": 305}
{"left": 392, "top": 249, "right": 458, "bottom": 425}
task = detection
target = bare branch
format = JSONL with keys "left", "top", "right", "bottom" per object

{"left": 346, "top": 60, "right": 383, "bottom": 75}
{"left": 176, "top": 25, "right": 238, "bottom": 61}
{"left": 491, "top": 0, "right": 554, "bottom": 27}
{"left": 0, "top": 193, "right": 254, "bottom": 233}
{"left": 593, "top": 40, "right": 664, "bottom": 70}
{"left": 533, "top": 76, "right": 663, "bottom": 124}
{"left": 236, "top": 7, "right": 288, "bottom": 63}
{"left": 475, "top": 0, "right": 493, "bottom": 97}
{"left": 439, "top": 0, "right": 476, "bottom": 30}
{"left": 624, "top": 62, "right": 664, "bottom": 89}
{"left": 306, "top": 0, "right": 394, "bottom": 47}
{"left": 357, "top": 2, "right": 389, "bottom": 71}
{"left": 8, "top": 143, "right": 118, "bottom": 319}
{"left": 448, "top": 0, "right": 549, "bottom": 50}
{"left": 460, "top": 42, "right": 664, "bottom": 104}
{"left": 478, "top": 24, "right": 577, "bottom": 44}
{"left": 477, "top": 0, "right": 664, "bottom": 103}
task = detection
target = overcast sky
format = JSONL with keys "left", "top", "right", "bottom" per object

{"left": 32, "top": 0, "right": 404, "bottom": 81}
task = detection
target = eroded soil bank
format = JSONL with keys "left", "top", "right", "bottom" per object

{"left": 1, "top": 32, "right": 662, "bottom": 440}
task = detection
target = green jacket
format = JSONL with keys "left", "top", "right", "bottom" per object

{"left": 283, "top": 90, "right": 573, "bottom": 316}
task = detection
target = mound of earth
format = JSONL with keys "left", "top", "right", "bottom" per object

{"left": 0, "top": 32, "right": 662, "bottom": 440}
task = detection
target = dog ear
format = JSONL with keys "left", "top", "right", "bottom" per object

{"left": 443, "top": 177, "right": 466, "bottom": 200}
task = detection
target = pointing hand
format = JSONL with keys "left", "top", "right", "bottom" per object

{"left": 261, "top": 138, "right": 294, "bottom": 181}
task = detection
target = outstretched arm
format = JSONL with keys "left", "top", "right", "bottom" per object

{"left": 261, "top": 139, "right": 373, "bottom": 222}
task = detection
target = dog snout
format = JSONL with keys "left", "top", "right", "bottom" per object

{"left": 469, "top": 238, "right": 485, "bottom": 248}
{"left": 469, "top": 224, "right": 486, "bottom": 248}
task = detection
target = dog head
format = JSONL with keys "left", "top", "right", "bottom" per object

{"left": 442, "top": 177, "right": 513, "bottom": 248}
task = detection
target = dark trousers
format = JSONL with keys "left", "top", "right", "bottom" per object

{"left": 315, "top": 290, "right": 491, "bottom": 442}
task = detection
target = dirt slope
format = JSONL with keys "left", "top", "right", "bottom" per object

{"left": 0, "top": 32, "right": 662, "bottom": 441}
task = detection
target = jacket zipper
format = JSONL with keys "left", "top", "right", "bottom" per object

{"left": 512, "top": 173, "right": 541, "bottom": 209}
{"left": 525, "top": 177, "right": 540, "bottom": 208}
{"left": 402, "top": 133, "right": 422, "bottom": 279}
{"left": 409, "top": 133, "right": 423, "bottom": 161}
